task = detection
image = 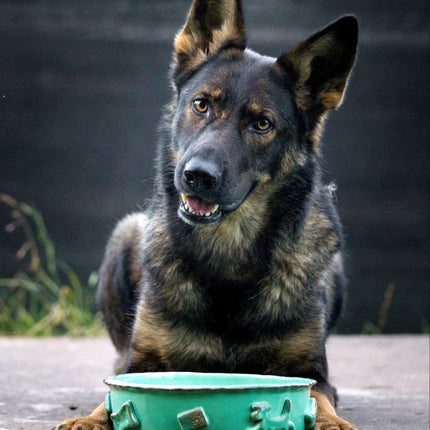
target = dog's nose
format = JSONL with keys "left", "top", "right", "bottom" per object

{"left": 183, "top": 158, "right": 220, "bottom": 192}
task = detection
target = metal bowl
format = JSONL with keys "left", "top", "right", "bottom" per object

{"left": 104, "top": 372, "right": 317, "bottom": 430}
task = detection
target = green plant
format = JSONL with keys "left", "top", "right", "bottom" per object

{"left": 361, "top": 282, "right": 396, "bottom": 334}
{"left": 0, "top": 194, "right": 105, "bottom": 336}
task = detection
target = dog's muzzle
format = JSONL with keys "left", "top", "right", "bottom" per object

{"left": 177, "top": 158, "right": 223, "bottom": 225}
{"left": 175, "top": 156, "right": 257, "bottom": 226}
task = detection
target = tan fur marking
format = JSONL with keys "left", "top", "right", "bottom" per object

{"left": 253, "top": 130, "right": 276, "bottom": 147}
{"left": 174, "top": 32, "right": 208, "bottom": 71}
{"left": 322, "top": 251, "right": 344, "bottom": 314}
{"left": 247, "top": 103, "right": 277, "bottom": 123}
{"left": 194, "top": 179, "right": 271, "bottom": 278}
{"left": 258, "top": 266, "right": 306, "bottom": 317}
{"left": 210, "top": 87, "right": 224, "bottom": 100}
{"left": 103, "top": 213, "right": 147, "bottom": 288}
{"left": 132, "top": 303, "right": 169, "bottom": 357}
{"left": 170, "top": 148, "right": 179, "bottom": 165}
{"left": 55, "top": 402, "right": 110, "bottom": 430}
{"left": 295, "top": 86, "right": 312, "bottom": 111}
{"left": 275, "top": 322, "right": 323, "bottom": 371}
{"left": 142, "top": 213, "right": 210, "bottom": 317}
{"left": 218, "top": 46, "right": 246, "bottom": 60}
{"left": 279, "top": 147, "right": 307, "bottom": 177}
{"left": 318, "top": 89, "right": 344, "bottom": 111}
{"left": 257, "top": 203, "right": 339, "bottom": 318}
{"left": 210, "top": 15, "right": 241, "bottom": 54}
{"left": 311, "top": 390, "right": 357, "bottom": 429}
{"left": 188, "top": 88, "right": 233, "bottom": 122}
{"left": 173, "top": 0, "right": 245, "bottom": 73}
{"left": 307, "top": 118, "right": 326, "bottom": 154}
{"left": 284, "top": 32, "right": 354, "bottom": 119}
{"left": 259, "top": 173, "right": 271, "bottom": 184}
{"left": 291, "top": 34, "right": 336, "bottom": 88}
{"left": 132, "top": 302, "right": 225, "bottom": 370}
{"left": 219, "top": 109, "right": 229, "bottom": 120}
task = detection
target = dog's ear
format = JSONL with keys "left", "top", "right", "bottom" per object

{"left": 173, "top": 0, "right": 246, "bottom": 80}
{"left": 278, "top": 16, "right": 358, "bottom": 120}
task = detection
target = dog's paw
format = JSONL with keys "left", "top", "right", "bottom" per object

{"left": 313, "top": 415, "right": 357, "bottom": 430}
{"left": 51, "top": 417, "right": 111, "bottom": 430}
{"left": 311, "top": 390, "right": 357, "bottom": 430}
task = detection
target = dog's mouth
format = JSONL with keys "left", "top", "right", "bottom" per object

{"left": 179, "top": 193, "right": 223, "bottom": 225}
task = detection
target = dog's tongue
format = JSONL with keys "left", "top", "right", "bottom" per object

{"left": 187, "top": 196, "right": 216, "bottom": 215}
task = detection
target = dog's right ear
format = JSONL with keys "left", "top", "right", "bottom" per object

{"left": 173, "top": 0, "right": 246, "bottom": 83}
{"left": 276, "top": 16, "right": 358, "bottom": 153}
{"left": 277, "top": 16, "right": 358, "bottom": 120}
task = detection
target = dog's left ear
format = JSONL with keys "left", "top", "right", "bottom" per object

{"left": 173, "top": 0, "right": 246, "bottom": 82}
{"left": 277, "top": 16, "right": 358, "bottom": 120}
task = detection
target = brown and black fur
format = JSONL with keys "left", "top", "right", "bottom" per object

{"left": 55, "top": 1, "right": 358, "bottom": 429}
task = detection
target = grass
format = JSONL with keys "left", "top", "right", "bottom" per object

{"left": 361, "top": 282, "right": 396, "bottom": 334}
{"left": 0, "top": 194, "right": 105, "bottom": 336}
{"left": 360, "top": 283, "right": 429, "bottom": 335}
{"left": 2, "top": 195, "right": 427, "bottom": 337}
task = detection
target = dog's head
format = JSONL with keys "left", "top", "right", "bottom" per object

{"left": 168, "top": 0, "right": 358, "bottom": 226}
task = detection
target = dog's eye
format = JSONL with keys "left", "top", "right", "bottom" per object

{"left": 253, "top": 118, "right": 272, "bottom": 133}
{"left": 192, "top": 99, "right": 209, "bottom": 114}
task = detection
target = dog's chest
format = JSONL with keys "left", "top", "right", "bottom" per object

{"left": 192, "top": 277, "right": 295, "bottom": 341}
{"left": 201, "top": 281, "right": 258, "bottom": 335}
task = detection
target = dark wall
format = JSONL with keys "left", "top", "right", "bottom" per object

{"left": 1, "top": 0, "right": 428, "bottom": 333}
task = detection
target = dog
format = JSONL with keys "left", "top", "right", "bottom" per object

{"left": 54, "top": 1, "right": 358, "bottom": 429}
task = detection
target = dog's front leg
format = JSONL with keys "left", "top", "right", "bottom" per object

{"left": 311, "top": 390, "right": 357, "bottom": 430}
{"left": 52, "top": 401, "right": 111, "bottom": 430}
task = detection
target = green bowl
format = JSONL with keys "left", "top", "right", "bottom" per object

{"left": 104, "top": 372, "right": 317, "bottom": 430}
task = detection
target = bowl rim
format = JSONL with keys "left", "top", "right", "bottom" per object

{"left": 104, "top": 372, "right": 316, "bottom": 391}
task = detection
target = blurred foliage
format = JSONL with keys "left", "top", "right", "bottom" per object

{"left": 0, "top": 194, "right": 105, "bottom": 336}
{"left": 1, "top": 194, "right": 426, "bottom": 336}
{"left": 359, "top": 282, "right": 419, "bottom": 335}
{"left": 361, "top": 283, "right": 396, "bottom": 334}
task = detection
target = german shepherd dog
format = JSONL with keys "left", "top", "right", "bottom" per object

{"left": 55, "top": 1, "right": 358, "bottom": 429}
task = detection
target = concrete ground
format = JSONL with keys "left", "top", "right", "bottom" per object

{"left": 0, "top": 335, "right": 428, "bottom": 430}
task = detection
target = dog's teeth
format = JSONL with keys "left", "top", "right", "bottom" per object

{"left": 182, "top": 196, "right": 219, "bottom": 217}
